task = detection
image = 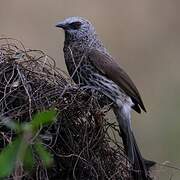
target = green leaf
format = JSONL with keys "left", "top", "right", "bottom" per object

{"left": 23, "top": 146, "right": 34, "bottom": 170}
{"left": 35, "top": 143, "right": 53, "bottom": 167}
{"left": 0, "top": 138, "right": 21, "bottom": 177}
{"left": 31, "top": 110, "right": 57, "bottom": 130}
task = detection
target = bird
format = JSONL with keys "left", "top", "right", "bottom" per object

{"left": 56, "top": 16, "right": 155, "bottom": 179}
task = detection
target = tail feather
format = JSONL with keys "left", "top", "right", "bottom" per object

{"left": 113, "top": 106, "right": 155, "bottom": 180}
{"left": 121, "top": 122, "right": 148, "bottom": 179}
{"left": 131, "top": 132, "right": 149, "bottom": 179}
{"left": 144, "top": 159, "right": 156, "bottom": 170}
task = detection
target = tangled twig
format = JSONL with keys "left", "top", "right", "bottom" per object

{"left": 0, "top": 38, "right": 133, "bottom": 180}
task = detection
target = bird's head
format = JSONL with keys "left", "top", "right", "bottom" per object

{"left": 56, "top": 17, "right": 96, "bottom": 41}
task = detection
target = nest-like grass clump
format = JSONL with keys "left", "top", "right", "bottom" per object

{"left": 0, "top": 38, "right": 132, "bottom": 180}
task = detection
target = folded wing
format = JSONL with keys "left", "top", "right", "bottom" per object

{"left": 87, "top": 49, "right": 146, "bottom": 113}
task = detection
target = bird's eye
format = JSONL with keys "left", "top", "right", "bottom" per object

{"left": 69, "top": 21, "right": 82, "bottom": 30}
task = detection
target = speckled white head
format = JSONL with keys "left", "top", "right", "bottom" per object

{"left": 56, "top": 16, "right": 96, "bottom": 41}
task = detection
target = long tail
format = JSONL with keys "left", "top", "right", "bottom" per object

{"left": 113, "top": 106, "right": 155, "bottom": 180}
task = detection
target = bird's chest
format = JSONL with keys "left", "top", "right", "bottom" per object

{"left": 64, "top": 45, "right": 85, "bottom": 65}
{"left": 63, "top": 45, "right": 95, "bottom": 84}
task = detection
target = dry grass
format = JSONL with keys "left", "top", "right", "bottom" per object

{"left": 0, "top": 38, "right": 132, "bottom": 180}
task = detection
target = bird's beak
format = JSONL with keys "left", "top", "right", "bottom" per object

{"left": 55, "top": 22, "right": 68, "bottom": 29}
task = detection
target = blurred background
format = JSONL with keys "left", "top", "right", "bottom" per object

{"left": 0, "top": 0, "right": 180, "bottom": 179}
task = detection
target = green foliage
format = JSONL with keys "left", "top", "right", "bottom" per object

{"left": 0, "top": 109, "right": 57, "bottom": 178}
{"left": 35, "top": 143, "right": 53, "bottom": 166}
{"left": 0, "top": 138, "right": 21, "bottom": 177}
{"left": 31, "top": 110, "right": 57, "bottom": 131}
{"left": 23, "top": 146, "right": 34, "bottom": 170}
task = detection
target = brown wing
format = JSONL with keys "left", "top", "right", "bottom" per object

{"left": 87, "top": 49, "right": 146, "bottom": 113}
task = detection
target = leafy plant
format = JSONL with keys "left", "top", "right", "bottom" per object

{"left": 0, "top": 109, "right": 57, "bottom": 178}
